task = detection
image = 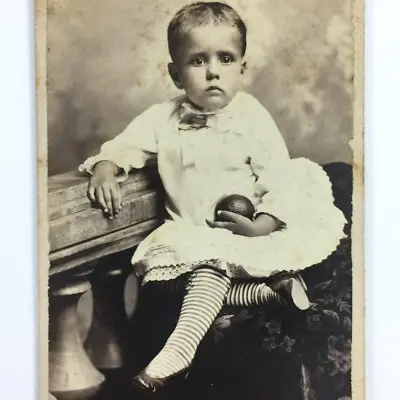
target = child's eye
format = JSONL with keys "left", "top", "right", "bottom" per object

{"left": 221, "top": 55, "right": 233, "bottom": 64}
{"left": 191, "top": 57, "right": 205, "bottom": 66}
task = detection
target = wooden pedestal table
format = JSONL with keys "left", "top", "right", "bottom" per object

{"left": 84, "top": 265, "right": 134, "bottom": 370}
{"left": 49, "top": 278, "right": 105, "bottom": 398}
{"left": 47, "top": 169, "right": 161, "bottom": 396}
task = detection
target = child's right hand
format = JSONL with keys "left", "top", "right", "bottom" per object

{"left": 87, "top": 161, "right": 122, "bottom": 219}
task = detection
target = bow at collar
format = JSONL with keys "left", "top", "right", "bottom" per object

{"left": 178, "top": 100, "right": 234, "bottom": 132}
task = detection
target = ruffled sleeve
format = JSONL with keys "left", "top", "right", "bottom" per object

{"left": 247, "top": 96, "right": 347, "bottom": 264}
{"left": 244, "top": 95, "right": 290, "bottom": 221}
{"left": 79, "top": 103, "right": 164, "bottom": 182}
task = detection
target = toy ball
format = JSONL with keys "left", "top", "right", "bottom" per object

{"left": 214, "top": 194, "right": 255, "bottom": 221}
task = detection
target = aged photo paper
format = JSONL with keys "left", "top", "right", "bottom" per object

{"left": 36, "top": 0, "right": 364, "bottom": 399}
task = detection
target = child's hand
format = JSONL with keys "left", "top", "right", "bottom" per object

{"left": 206, "top": 211, "right": 280, "bottom": 237}
{"left": 87, "top": 161, "right": 122, "bottom": 219}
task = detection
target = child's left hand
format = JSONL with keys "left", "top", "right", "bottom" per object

{"left": 206, "top": 211, "right": 279, "bottom": 237}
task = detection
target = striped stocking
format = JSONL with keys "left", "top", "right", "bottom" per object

{"left": 143, "top": 268, "right": 231, "bottom": 379}
{"left": 225, "top": 281, "right": 285, "bottom": 306}
{"left": 157, "top": 277, "right": 308, "bottom": 309}
{"left": 226, "top": 278, "right": 310, "bottom": 310}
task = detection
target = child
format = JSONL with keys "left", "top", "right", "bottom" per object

{"left": 79, "top": 1, "right": 346, "bottom": 391}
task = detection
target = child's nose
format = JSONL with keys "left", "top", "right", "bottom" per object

{"left": 206, "top": 60, "right": 220, "bottom": 80}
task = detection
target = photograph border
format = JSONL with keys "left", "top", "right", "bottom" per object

{"left": 35, "top": 1, "right": 365, "bottom": 398}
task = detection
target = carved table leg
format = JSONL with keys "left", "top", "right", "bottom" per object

{"left": 49, "top": 279, "right": 105, "bottom": 396}
{"left": 84, "top": 266, "right": 132, "bottom": 370}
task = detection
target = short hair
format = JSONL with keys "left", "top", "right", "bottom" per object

{"left": 168, "top": 2, "right": 247, "bottom": 62}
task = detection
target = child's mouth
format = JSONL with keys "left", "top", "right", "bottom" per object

{"left": 206, "top": 86, "right": 223, "bottom": 93}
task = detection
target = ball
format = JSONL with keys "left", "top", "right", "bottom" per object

{"left": 214, "top": 194, "right": 256, "bottom": 221}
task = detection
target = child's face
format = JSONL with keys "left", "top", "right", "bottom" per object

{"left": 169, "top": 25, "right": 246, "bottom": 111}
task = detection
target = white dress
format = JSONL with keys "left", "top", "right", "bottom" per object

{"left": 79, "top": 91, "right": 346, "bottom": 284}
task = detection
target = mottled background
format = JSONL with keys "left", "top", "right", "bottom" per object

{"left": 47, "top": 0, "right": 353, "bottom": 176}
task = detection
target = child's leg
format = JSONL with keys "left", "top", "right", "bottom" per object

{"left": 225, "top": 277, "right": 309, "bottom": 310}
{"left": 140, "top": 267, "right": 231, "bottom": 380}
{"left": 225, "top": 281, "right": 284, "bottom": 306}
{"left": 160, "top": 275, "right": 309, "bottom": 310}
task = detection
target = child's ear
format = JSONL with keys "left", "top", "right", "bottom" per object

{"left": 168, "top": 63, "right": 183, "bottom": 89}
{"left": 240, "top": 60, "right": 247, "bottom": 75}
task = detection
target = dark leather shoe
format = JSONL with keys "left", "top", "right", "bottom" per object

{"left": 132, "top": 367, "right": 190, "bottom": 392}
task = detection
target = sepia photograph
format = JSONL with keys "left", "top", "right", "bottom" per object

{"left": 37, "top": 0, "right": 364, "bottom": 399}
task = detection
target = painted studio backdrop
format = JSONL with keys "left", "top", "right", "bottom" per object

{"left": 47, "top": 0, "right": 353, "bottom": 176}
